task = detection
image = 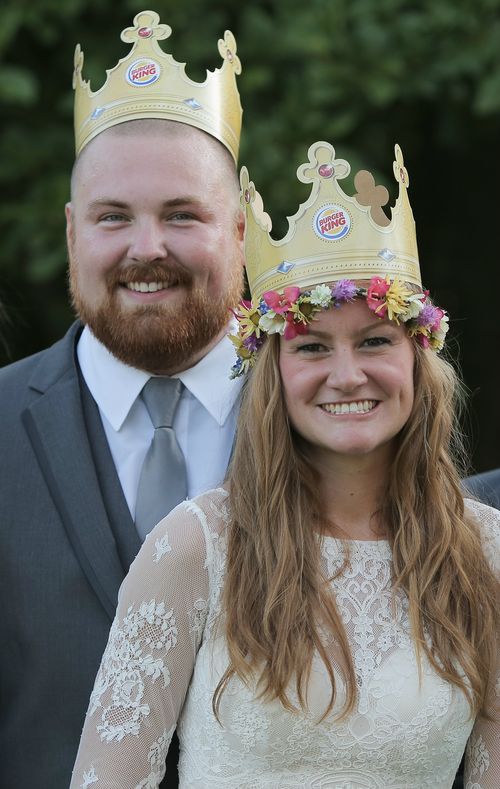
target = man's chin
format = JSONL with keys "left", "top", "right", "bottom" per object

{"left": 79, "top": 307, "right": 228, "bottom": 374}
{"left": 71, "top": 273, "right": 243, "bottom": 373}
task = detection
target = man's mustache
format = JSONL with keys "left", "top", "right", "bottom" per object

{"left": 107, "top": 262, "right": 193, "bottom": 288}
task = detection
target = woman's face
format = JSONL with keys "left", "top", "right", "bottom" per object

{"left": 279, "top": 298, "right": 415, "bottom": 468}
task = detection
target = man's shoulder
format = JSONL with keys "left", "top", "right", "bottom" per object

{"left": 0, "top": 322, "right": 82, "bottom": 404}
{"left": 464, "top": 468, "right": 500, "bottom": 510}
{"left": 464, "top": 497, "right": 500, "bottom": 574}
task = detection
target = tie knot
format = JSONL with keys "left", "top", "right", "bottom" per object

{"left": 141, "top": 377, "right": 183, "bottom": 428}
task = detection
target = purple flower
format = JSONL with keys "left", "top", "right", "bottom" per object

{"left": 417, "top": 304, "right": 440, "bottom": 328}
{"left": 243, "top": 334, "right": 264, "bottom": 352}
{"left": 331, "top": 279, "right": 358, "bottom": 303}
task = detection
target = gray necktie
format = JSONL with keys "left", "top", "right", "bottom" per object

{"left": 135, "top": 377, "right": 188, "bottom": 540}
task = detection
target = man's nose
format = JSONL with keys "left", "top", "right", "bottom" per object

{"left": 128, "top": 219, "right": 167, "bottom": 262}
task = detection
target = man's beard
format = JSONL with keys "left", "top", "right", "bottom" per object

{"left": 69, "top": 258, "right": 243, "bottom": 375}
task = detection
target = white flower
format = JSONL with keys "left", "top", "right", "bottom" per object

{"left": 259, "top": 311, "right": 285, "bottom": 334}
{"left": 153, "top": 532, "right": 172, "bottom": 563}
{"left": 81, "top": 766, "right": 98, "bottom": 788}
{"left": 439, "top": 314, "right": 449, "bottom": 334}
{"left": 400, "top": 295, "right": 423, "bottom": 322}
{"left": 309, "top": 284, "right": 332, "bottom": 307}
{"left": 432, "top": 315, "right": 450, "bottom": 348}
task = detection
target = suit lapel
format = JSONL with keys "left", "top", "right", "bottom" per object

{"left": 23, "top": 324, "right": 125, "bottom": 620}
{"left": 80, "top": 373, "right": 141, "bottom": 573}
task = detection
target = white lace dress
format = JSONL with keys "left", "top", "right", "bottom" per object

{"left": 70, "top": 490, "right": 500, "bottom": 789}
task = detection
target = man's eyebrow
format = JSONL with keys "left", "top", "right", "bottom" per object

{"left": 87, "top": 199, "right": 130, "bottom": 210}
{"left": 87, "top": 196, "right": 204, "bottom": 209}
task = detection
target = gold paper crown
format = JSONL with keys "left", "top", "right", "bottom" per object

{"left": 73, "top": 10, "right": 242, "bottom": 160}
{"left": 241, "top": 141, "right": 420, "bottom": 303}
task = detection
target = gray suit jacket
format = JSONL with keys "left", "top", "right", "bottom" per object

{"left": 0, "top": 323, "right": 172, "bottom": 787}
{"left": 464, "top": 468, "right": 500, "bottom": 510}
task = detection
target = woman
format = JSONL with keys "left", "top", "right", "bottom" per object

{"left": 71, "top": 142, "right": 500, "bottom": 788}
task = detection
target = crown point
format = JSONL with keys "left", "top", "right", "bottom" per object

{"left": 121, "top": 11, "right": 171, "bottom": 44}
{"left": 218, "top": 31, "right": 241, "bottom": 74}
{"left": 318, "top": 164, "right": 334, "bottom": 178}
{"left": 393, "top": 144, "right": 410, "bottom": 189}
{"left": 72, "top": 44, "right": 84, "bottom": 89}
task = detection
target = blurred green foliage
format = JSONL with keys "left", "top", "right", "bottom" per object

{"left": 1, "top": 0, "right": 500, "bottom": 470}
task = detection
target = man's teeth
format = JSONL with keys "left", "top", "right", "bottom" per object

{"left": 126, "top": 281, "right": 169, "bottom": 293}
{"left": 322, "top": 400, "right": 376, "bottom": 415}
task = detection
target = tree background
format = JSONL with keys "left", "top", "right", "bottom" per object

{"left": 1, "top": 0, "right": 500, "bottom": 472}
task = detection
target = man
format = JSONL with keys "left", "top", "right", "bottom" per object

{"left": 464, "top": 468, "right": 500, "bottom": 510}
{"left": 0, "top": 11, "right": 244, "bottom": 788}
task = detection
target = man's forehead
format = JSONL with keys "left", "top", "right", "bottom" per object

{"left": 71, "top": 120, "right": 237, "bottom": 195}
{"left": 76, "top": 120, "right": 233, "bottom": 168}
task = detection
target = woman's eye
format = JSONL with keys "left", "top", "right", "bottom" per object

{"left": 363, "top": 336, "right": 391, "bottom": 347}
{"left": 296, "top": 342, "right": 326, "bottom": 353}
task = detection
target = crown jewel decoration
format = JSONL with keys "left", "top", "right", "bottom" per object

{"left": 73, "top": 10, "right": 242, "bottom": 160}
{"left": 230, "top": 142, "right": 448, "bottom": 377}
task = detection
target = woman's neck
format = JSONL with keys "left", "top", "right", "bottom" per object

{"left": 313, "top": 451, "right": 391, "bottom": 541}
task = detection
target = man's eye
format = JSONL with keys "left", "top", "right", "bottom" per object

{"left": 169, "top": 212, "right": 194, "bottom": 221}
{"left": 100, "top": 213, "right": 128, "bottom": 222}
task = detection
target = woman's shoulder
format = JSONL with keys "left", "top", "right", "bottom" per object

{"left": 146, "top": 486, "right": 231, "bottom": 550}
{"left": 464, "top": 497, "right": 500, "bottom": 573}
{"left": 187, "top": 485, "right": 231, "bottom": 513}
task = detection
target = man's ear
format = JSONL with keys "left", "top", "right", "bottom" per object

{"left": 65, "top": 202, "right": 73, "bottom": 249}
{"left": 236, "top": 207, "right": 245, "bottom": 243}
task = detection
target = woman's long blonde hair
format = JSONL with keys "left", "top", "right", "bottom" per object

{"left": 214, "top": 332, "right": 499, "bottom": 720}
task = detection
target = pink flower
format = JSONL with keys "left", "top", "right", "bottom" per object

{"left": 416, "top": 332, "right": 430, "bottom": 349}
{"left": 366, "top": 276, "right": 391, "bottom": 317}
{"left": 430, "top": 307, "right": 445, "bottom": 332}
{"left": 263, "top": 286, "right": 301, "bottom": 314}
{"left": 283, "top": 314, "right": 309, "bottom": 340}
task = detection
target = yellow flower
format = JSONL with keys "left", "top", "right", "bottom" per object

{"left": 289, "top": 299, "right": 318, "bottom": 324}
{"left": 234, "top": 303, "right": 261, "bottom": 340}
{"left": 384, "top": 278, "right": 413, "bottom": 323}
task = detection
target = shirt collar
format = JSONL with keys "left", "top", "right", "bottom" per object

{"left": 77, "top": 324, "right": 243, "bottom": 431}
{"left": 176, "top": 324, "right": 243, "bottom": 425}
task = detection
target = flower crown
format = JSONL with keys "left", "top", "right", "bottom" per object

{"left": 231, "top": 140, "right": 449, "bottom": 377}
{"left": 230, "top": 276, "right": 448, "bottom": 378}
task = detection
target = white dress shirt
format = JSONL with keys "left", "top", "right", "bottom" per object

{"left": 77, "top": 325, "right": 243, "bottom": 519}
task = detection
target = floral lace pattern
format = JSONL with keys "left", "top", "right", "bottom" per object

{"left": 88, "top": 600, "right": 177, "bottom": 743}
{"left": 71, "top": 492, "right": 500, "bottom": 788}
{"left": 81, "top": 765, "right": 98, "bottom": 788}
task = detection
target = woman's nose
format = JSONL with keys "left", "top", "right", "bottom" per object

{"left": 325, "top": 349, "right": 368, "bottom": 392}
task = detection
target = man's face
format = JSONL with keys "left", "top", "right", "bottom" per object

{"left": 66, "top": 125, "right": 244, "bottom": 374}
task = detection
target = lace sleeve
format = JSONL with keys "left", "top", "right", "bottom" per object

{"left": 464, "top": 499, "right": 500, "bottom": 789}
{"left": 70, "top": 498, "right": 213, "bottom": 789}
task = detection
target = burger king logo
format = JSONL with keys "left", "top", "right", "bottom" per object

{"left": 126, "top": 58, "right": 161, "bottom": 87}
{"left": 313, "top": 204, "right": 351, "bottom": 241}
